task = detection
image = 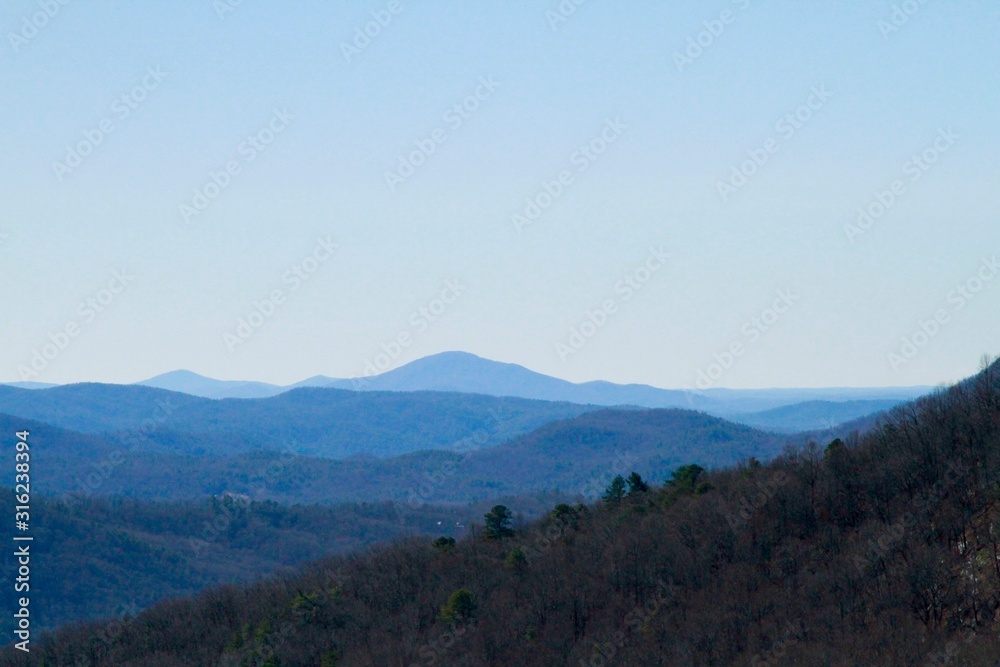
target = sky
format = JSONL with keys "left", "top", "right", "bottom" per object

{"left": 2, "top": 0, "right": 999, "bottom": 389}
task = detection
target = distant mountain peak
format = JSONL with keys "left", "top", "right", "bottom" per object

{"left": 399, "top": 350, "right": 527, "bottom": 370}
{"left": 422, "top": 350, "right": 486, "bottom": 361}
{"left": 119, "top": 351, "right": 929, "bottom": 419}
{"left": 351, "top": 351, "right": 714, "bottom": 410}
{"left": 137, "top": 370, "right": 284, "bottom": 400}
{"left": 142, "top": 369, "right": 212, "bottom": 382}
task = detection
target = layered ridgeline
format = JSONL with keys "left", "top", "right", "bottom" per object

{"left": 731, "top": 398, "right": 903, "bottom": 433}
{"left": 9, "top": 407, "right": 788, "bottom": 504}
{"left": 0, "top": 383, "right": 599, "bottom": 458}
{"left": 11, "top": 364, "right": 1000, "bottom": 664}
{"left": 0, "top": 406, "right": 789, "bottom": 635}
{"left": 5, "top": 351, "right": 926, "bottom": 430}
{"left": 0, "top": 493, "right": 479, "bottom": 636}
{"left": 133, "top": 352, "right": 928, "bottom": 420}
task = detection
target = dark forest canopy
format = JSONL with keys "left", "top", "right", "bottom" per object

{"left": 7, "top": 361, "right": 1000, "bottom": 665}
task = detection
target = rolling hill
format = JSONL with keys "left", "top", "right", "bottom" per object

{"left": 16, "top": 363, "right": 1000, "bottom": 666}
{"left": 136, "top": 351, "right": 932, "bottom": 418}
{"left": 137, "top": 370, "right": 285, "bottom": 399}
{"left": 731, "top": 398, "right": 903, "bottom": 432}
{"left": 14, "top": 406, "right": 789, "bottom": 505}
{"left": 0, "top": 384, "right": 598, "bottom": 458}
{"left": 0, "top": 493, "right": 478, "bottom": 636}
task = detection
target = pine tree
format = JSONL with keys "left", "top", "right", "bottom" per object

{"left": 484, "top": 505, "right": 514, "bottom": 539}
{"left": 626, "top": 471, "right": 649, "bottom": 495}
{"left": 603, "top": 475, "right": 627, "bottom": 503}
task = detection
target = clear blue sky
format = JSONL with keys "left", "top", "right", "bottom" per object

{"left": 3, "top": 1, "right": 999, "bottom": 388}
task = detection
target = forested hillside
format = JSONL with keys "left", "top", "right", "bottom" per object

{"left": 0, "top": 494, "right": 473, "bottom": 636}
{"left": 0, "top": 385, "right": 597, "bottom": 458}
{"left": 731, "top": 398, "right": 903, "bottom": 432}
{"left": 22, "top": 408, "right": 786, "bottom": 504}
{"left": 12, "top": 361, "right": 1000, "bottom": 665}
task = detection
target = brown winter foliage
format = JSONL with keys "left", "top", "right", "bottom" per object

{"left": 8, "top": 362, "right": 1000, "bottom": 665}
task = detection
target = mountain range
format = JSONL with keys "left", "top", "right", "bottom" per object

{"left": 20, "top": 359, "right": 1000, "bottom": 666}
{"left": 0, "top": 351, "right": 941, "bottom": 648}
{"left": 4, "top": 401, "right": 792, "bottom": 505}
{"left": 0, "top": 352, "right": 930, "bottom": 442}
{"left": 129, "top": 351, "right": 930, "bottom": 427}
{"left": 0, "top": 383, "right": 596, "bottom": 458}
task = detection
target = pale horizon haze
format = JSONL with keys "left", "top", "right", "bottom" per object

{"left": 3, "top": 1, "right": 999, "bottom": 389}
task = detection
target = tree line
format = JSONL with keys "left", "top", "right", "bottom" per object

{"left": 9, "top": 360, "right": 1000, "bottom": 665}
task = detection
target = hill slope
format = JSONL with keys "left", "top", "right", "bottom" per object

{"left": 731, "top": 398, "right": 903, "bottom": 432}
{"left": 20, "top": 363, "right": 1000, "bottom": 665}
{"left": 20, "top": 408, "right": 787, "bottom": 504}
{"left": 318, "top": 351, "right": 928, "bottom": 413}
{"left": 137, "top": 370, "right": 285, "bottom": 399}
{"left": 129, "top": 352, "right": 930, "bottom": 419}
{"left": 0, "top": 385, "right": 598, "bottom": 458}
{"left": 326, "top": 351, "right": 719, "bottom": 409}
{"left": 0, "top": 494, "right": 475, "bottom": 636}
